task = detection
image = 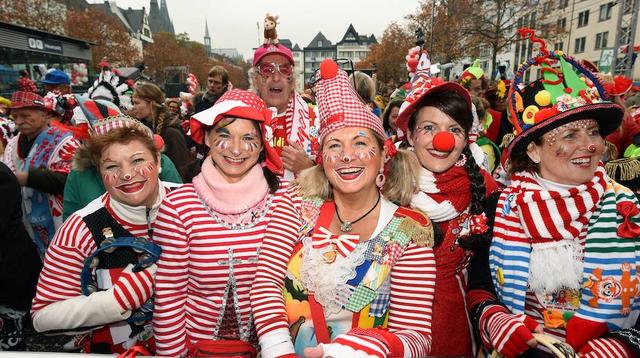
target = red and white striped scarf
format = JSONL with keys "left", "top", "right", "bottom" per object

{"left": 507, "top": 165, "right": 607, "bottom": 293}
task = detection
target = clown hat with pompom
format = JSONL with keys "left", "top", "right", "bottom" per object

{"left": 313, "top": 59, "right": 386, "bottom": 142}
{"left": 505, "top": 28, "right": 624, "bottom": 158}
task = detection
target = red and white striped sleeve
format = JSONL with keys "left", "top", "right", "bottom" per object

{"left": 329, "top": 242, "right": 436, "bottom": 357}
{"left": 31, "top": 214, "right": 95, "bottom": 316}
{"left": 152, "top": 196, "right": 191, "bottom": 357}
{"left": 250, "top": 187, "right": 302, "bottom": 357}
{"left": 386, "top": 242, "right": 435, "bottom": 356}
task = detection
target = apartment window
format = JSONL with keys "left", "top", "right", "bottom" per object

{"left": 599, "top": 3, "right": 613, "bottom": 21}
{"left": 543, "top": 2, "right": 550, "bottom": 13}
{"left": 574, "top": 37, "right": 586, "bottom": 53}
{"left": 559, "top": 0, "right": 569, "bottom": 9}
{"left": 578, "top": 10, "right": 590, "bottom": 27}
{"left": 557, "top": 17, "right": 566, "bottom": 29}
{"left": 555, "top": 42, "right": 564, "bottom": 51}
{"left": 595, "top": 32, "right": 608, "bottom": 49}
{"left": 317, "top": 41, "right": 322, "bottom": 47}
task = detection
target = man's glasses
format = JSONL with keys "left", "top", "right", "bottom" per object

{"left": 256, "top": 62, "right": 293, "bottom": 77}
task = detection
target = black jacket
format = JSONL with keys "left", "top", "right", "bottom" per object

{"left": 0, "top": 162, "right": 42, "bottom": 311}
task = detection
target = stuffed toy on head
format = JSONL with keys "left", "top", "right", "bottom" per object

{"left": 263, "top": 13, "right": 279, "bottom": 45}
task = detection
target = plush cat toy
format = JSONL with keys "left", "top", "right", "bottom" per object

{"left": 263, "top": 13, "right": 279, "bottom": 45}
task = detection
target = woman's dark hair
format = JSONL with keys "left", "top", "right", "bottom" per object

{"left": 187, "top": 117, "right": 280, "bottom": 193}
{"left": 406, "top": 91, "right": 490, "bottom": 251}
{"left": 459, "top": 145, "right": 490, "bottom": 251}
{"left": 509, "top": 136, "right": 543, "bottom": 175}
{"left": 382, "top": 99, "right": 403, "bottom": 135}
{"left": 406, "top": 91, "right": 474, "bottom": 135}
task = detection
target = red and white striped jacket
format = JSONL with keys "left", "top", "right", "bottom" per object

{"left": 151, "top": 183, "right": 301, "bottom": 357}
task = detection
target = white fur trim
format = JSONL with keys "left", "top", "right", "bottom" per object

{"left": 529, "top": 239, "right": 583, "bottom": 294}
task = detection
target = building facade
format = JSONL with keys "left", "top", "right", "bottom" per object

{"left": 91, "top": 1, "right": 153, "bottom": 58}
{"left": 487, "top": 0, "right": 640, "bottom": 81}
{"left": 303, "top": 32, "right": 336, "bottom": 85}
{"left": 336, "top": 24, "right": 377, "bottom": 66}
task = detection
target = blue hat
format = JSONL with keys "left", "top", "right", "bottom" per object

{"left": 41, "top": 69, "right": 70, "bottom": 85}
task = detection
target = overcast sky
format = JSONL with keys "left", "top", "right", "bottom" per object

{"left": 91, "top": 0, "right": 423, "bottom": 60}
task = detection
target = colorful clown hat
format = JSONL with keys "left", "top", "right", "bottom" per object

{"left": 459, "top": 59, "right": 485, "bottom": 89}
{"left": 505, "top": 28, "right": 624, "bottom": 157}
{"left": 314, "top": 59, "right": 386, "bottom": 142}
{"left": 396, "top": 48, "right": 471, "bottom": 136}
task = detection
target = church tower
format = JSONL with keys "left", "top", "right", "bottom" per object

{"left": 204, "top": 19, "right": 211, "bottom": 56}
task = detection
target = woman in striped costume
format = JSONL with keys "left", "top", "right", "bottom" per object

{"left": 151, "top": 89, "right": 301, "bottom": 357}
{"left": 395, "top": 75, "right": 499, "bottom": 356}
{"left": 468, "top": 29, "right": 640, "bottom": 358}
{"left": 250, "top": 59, "right": 437, "bottom": 358}
{"left": 31, "top": 117, "right": 172, "bottom": 354}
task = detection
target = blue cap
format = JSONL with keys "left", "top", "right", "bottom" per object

{"left": 41, "top": 69, "right": 70, "bottom": 85}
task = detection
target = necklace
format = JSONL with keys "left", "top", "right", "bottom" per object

{"left": 335, "top": 193, "right": 381, "bottom": 232}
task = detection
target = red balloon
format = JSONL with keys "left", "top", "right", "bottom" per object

{"left": 432, "top": 131, "right": 455, "bottom": 152}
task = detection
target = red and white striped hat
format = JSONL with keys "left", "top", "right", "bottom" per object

{"left": 314, "top": 59, "right": 385, "bottom": 143}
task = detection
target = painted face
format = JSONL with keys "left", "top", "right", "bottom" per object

{"left": 321, "top": 127, "right": 383, "bottom": 196}
{"left": 12, "top": 108, "right": 49, "bottom": 140}
{"left": 207, "top": 75, "right": 225, "bottom": 96}
{"left": 99, "top": 140, "right": 160, "bottom": 208}
{"left": 527, "top": 119, "right": 604, "bottom": 186}
{"left": 254, "top": 53, "right": 294, "bottom": 114}
{"left": 132, "top": 95, "right": 153, "bottom": 121}
{"left": 408, "top": 106, "right": 467, "bottom": 173}
{"left": 389, "top": 106, "right": 400, "bottom": 132}
{"left": 205, "top": 117, "right": 263, "bottom": 183}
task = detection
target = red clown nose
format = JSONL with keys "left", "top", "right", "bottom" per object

{"left": 432, "top": 131, "right": 455, "bottom": 152}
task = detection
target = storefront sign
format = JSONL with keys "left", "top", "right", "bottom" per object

{"left": 27, "top": 37, "right": 63, "bottom": 54}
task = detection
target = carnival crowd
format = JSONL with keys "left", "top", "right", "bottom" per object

{"left": 1, "top": 21, "right": 640, "bottom": 358}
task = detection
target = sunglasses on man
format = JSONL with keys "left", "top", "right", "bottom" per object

{"left": 256, "top": 62, "right": 293, "bottom": 77}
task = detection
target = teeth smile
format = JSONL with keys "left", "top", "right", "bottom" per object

{"left": 571, "top": 158, "right": 590, "bottom": 164}
{"left": 338, "top": 167, "right": 363, "bottom": 174}
{"left": 225, "top": 157, "right": 244, "bottom": 163}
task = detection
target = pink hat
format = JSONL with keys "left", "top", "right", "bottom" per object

{"left": 253, "top": 44, "right": 294, "bottom": 66}
{"left": 314, "top": 59, "right": 386, "bottom": 143}
{"left": 190, "top": 89, "right": 283, "bottom": 175}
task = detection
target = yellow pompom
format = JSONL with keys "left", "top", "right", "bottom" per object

{"left": 523, "top": 105, "right": 539, "bottom": 124}
{"left": 534, "top": 90, "right": 551, "bottom": 106}
{"left": 556, "top": 50, "right": 564, "bottom": 56}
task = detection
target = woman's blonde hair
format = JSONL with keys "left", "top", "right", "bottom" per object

{"left": 133, "top": 82, "right": 168, "bottom": 134}
{"left": 295, "top": 135, "right": 419, "bottom": 206}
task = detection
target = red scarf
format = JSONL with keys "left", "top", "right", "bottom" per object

{"left": 432, "top": 166, "right": 498, "bottom": 214}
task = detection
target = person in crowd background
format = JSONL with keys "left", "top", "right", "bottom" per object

{"left": 251, "top": 31, "right": 318, "bottom": 179}
{"left": 382, "top": 99, "right": 402, "bottom": 138}
{"left": 1, "top": 91, "right": 80, "bottom": 257}
{"left": 132, "top": 82, "right": 191, "bottom": 180}
{"left": 194, "top": 65, "right": 230, "bottom": 113}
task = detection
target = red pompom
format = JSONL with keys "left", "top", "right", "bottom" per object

{"left": 564, "top": 87, "right": 573, "bottom": 93}
{"left": 432, "top": 131, "right": 455, "bottom": 152}
{"left": 320, "top": 59, "right": 339, "bottom": 79}
{"left": 153, "top": 134, "right": 165, "bottom": 151}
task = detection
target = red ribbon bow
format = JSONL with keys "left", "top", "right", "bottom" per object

{"left": 312, "top": 227, "right": 360, "bottom": 258}
{"left": 616, "top": 201, "right": 640, "bottom": 238}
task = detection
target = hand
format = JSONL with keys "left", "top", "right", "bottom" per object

{"left": 482, "top": 310, "right": 542, "bottom": 358}
{"left": 281, "top": 143, "right": 313, "bottom": 175}
{"left": 16, "top": 171, "right": 28, "bottom": 186}
{"left": 303, "top": 345, "right": 324, "bottom": 358}
{"left": 112, "top": 264, "right": 157, "bottom": 313}
{"left": 578, "top": 338, "right": 633, "bottom": 358}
